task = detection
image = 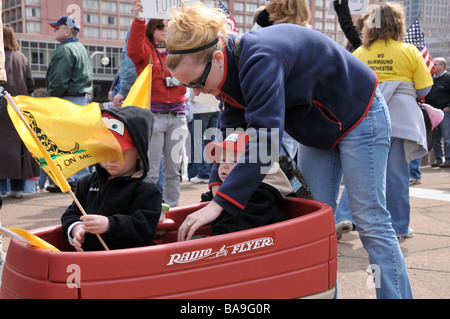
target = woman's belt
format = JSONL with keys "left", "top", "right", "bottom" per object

{"left": 154, "top": 111, "right": 185, "bottom": 116}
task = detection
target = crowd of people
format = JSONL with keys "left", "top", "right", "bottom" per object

{"left": 1, "top": 0, "right": 449, "bottom": 299}
{"left": 0, "top": 15, "right": 94, "bottom": 197}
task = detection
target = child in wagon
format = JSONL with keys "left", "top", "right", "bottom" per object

{"left": 61, "top": 106, "right": 162, "bottom": 251}
{"left": 180, "top": 131, "right": 293, "bottom": 239}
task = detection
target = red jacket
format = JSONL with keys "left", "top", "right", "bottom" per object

{"left": 127, "top": 18, "right": 185, "bottom": 104}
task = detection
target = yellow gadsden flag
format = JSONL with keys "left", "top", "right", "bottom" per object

{"left": 122, "top": 64, "right": 151, "bottom": 109}
{"left": 7, "top": 95, "right": 123, "bottom": 192}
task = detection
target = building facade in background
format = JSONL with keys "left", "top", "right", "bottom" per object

{"left": 1, "top": 0, "right": 350, "bottom": 101}
{"left": 3, "top": 0, "right": 447, "bottom": 101}
{"left": 397, "top": 0, "right": 448, "bottom": 34}
{"left": 2, "top": 0, "right": 131, "bottom": 100}
{"left": 221, "top": 0, "right": 348, "bottom": 43}
{"left": 395, "top": 0, "right": 450, "bottom": 63}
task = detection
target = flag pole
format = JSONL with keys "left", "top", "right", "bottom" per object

{"left": 68, "top": 189, "right": 109, "bottom": 250}
{"left": 4, "top": 92, "right": 109, "bottom": 251}
{"left": 149, "top": 64, "right": 152, "bottom": 108}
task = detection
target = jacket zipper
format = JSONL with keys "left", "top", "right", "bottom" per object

{"left": 312, "top": 99, "right": 342, "bottom": 131}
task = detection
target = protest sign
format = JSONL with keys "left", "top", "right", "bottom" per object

{"left": 141, "top": 0, "right": 198, "bottom": 19}
{"left": 327, "top": 0, "right": 370, "bottom": 16}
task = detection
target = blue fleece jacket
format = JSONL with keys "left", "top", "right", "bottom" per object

{"left": 211, "top": 24, "right": 378, "bottom": 214}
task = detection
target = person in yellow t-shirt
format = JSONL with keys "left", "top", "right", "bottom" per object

{"left": 336, "top": 2, "right": 433, "bottom": 242}
{"left": 354, "top": 38, "right": 432, "bottom": 89}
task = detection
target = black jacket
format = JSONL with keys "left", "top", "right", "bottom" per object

{"left": 425, "top": 72, "right": 450, "bottom": 110}
{"left": 333, "top": 0, "right": 362, "bottom": 51}
{"left": 61, "top": 106, "right": 162, "bottom": 251}
{"left": 202, "top": 184, "right": 287, "bottom": 236}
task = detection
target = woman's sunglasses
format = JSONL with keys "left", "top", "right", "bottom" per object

{"left": 180, "top": 48, "right": 218, "bottom": 89}
{"left": 155, "top": 24, "right": 167, "bottom": 31}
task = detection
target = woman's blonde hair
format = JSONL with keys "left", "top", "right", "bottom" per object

{"left": 362, "top": 2, "right": 406, "bottom": 49}
{"left": 265, "top": 0, "right": 311, "bottom": 28}
{"left": 166, "top": 2, "right": 228, "bottom": 70}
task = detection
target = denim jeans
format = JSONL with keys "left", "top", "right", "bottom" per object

{"left": 386, "top": 137, "right": 412, "bottom": 236}
{"left": 409, "top": 157, "right": 422, "bottom": 180}
{"left": 0, "top": 180, "right": 9, "bottom": 194}
{"left": 335, "top": 187, "right": 354, "bottom": 225}
{"left": 0, "top": 179, "right": 25, "bottom": 193}
{"left": 298, "top": 89, "right": 412, "bottom": 298}
{"left": 281, "top": 131, "right": 300, "bottom": 160}
{"left": 432, "top": 110, "right": 450, "bottom": 162}
{"left": 62, "top": 94, "right": 91, "bottom": 106}
{"left": 187, "top": 112, "right": 220, "bottom": 179}
{"left": 337, "top": 137, "right": 413, "bottom": 236}
{"left": 39, "top": 168, "right": 49, "bottom": 190}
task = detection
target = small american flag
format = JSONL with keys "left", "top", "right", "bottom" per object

{"left": 405, "top": 18, "right": 435, "bottom": 74}
{"left": 218, "top": 1, "right": 239, "bottom": 35}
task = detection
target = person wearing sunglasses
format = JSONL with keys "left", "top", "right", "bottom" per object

{"left": 166, "top": 3, "right": 412, "bottom": 299}
{"left": 127, "top": 0, "right": 187, "bottom": 208}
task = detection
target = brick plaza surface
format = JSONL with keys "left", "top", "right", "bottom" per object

{"left": 1, "top": 166, "right": 449, "bottom": 298}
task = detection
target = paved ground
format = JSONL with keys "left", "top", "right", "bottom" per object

{"left": 1, "top": 165, "right": 449, "bottom": 299}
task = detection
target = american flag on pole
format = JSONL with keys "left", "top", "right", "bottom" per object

{"left": 405, "top": 18, "right": 436, "bottom": 74}
{"left": 218, "top": 1, "right": 239, "bottom": 35}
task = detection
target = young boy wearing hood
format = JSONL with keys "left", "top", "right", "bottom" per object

{"left": 61, "top": 106, "right": 162, "bottom": 251}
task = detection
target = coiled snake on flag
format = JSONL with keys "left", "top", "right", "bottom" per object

{"left": 22, "top": 110, "right": 80, "bottom": 157}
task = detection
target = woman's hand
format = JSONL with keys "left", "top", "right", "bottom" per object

{"left": 178, "top": 201, "right": 223, "bottom": 241}
{"left": 132, "top": 0, "right": 144, "bottom": 21}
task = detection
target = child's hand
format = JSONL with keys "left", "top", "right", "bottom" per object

{"left": 81, "top": 215, "right": 110, "bottom": 235}
{"left": 72, "top": 224, "right": 86, "bottom": 252}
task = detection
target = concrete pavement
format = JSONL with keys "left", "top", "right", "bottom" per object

{"left": 1, "top": 165, "right": 449, "bottom": 299}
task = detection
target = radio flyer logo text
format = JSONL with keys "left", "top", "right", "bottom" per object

{"left": 166, "top": 237, "right": 274, "bottom": 266}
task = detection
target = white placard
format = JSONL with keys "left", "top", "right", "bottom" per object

{"left": 141, "top": 0, "right": 199, "bottom": 19}
{"left": 328, "top": 0, "right": 371, "bottom": 16}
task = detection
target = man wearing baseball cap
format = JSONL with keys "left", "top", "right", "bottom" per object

{"left": 45, "top": 15, "right": 94, "bottom": 192}
{"left": 46, "top": 15, "right": 92, "bottom": 104}
{"left": 49, "top": 15, "right": 80, "bottom": 31}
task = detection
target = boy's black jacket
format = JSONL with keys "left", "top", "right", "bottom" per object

{"left": 201, "top": 184, "right": 287, "bottom": 236}
{"left": 61, "top": 106, "right": 162, "bottom": 251}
